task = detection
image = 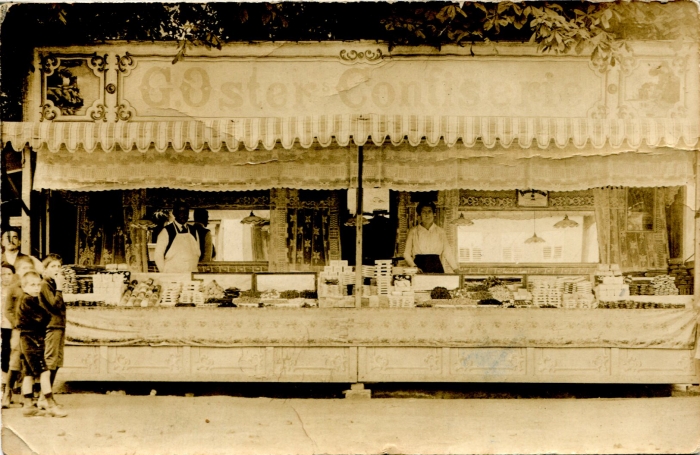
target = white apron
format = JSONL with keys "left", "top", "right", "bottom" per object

{"left": 163, "top": 228, "right": 200, "bottom": 273}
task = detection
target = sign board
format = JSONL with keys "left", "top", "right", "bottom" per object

{"left": 9, "top": 217, "right": 22, "bottom": 227}
{"left": 123, "top": 56, "right": 601, "bottom": 120}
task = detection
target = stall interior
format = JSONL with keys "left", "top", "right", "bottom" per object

{"left": 44, "top": 185, "right": 694, "bottom": 310}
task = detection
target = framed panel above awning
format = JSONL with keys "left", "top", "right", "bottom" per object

{"left": 2, "top": 118, "right": 698, "bottom": 153}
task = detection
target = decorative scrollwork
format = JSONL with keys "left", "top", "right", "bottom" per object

{"left": 549, "top": 195, "right": 595, "bottom": 207}
{"left": 117, "top": 52, "right": 135, "bottom": 73}
{"left": 117, "top": 103, "right": 133, "bottom": 121}
{"left": 587, "top": 103, "right": 609, "bottom": 120}
{"left": 617, "top": 105, "right": 635, "bottom": 120}
{"left": 40, "top": 54, "right": 60, "bottom": 75}
{"left": 89, "top": 53, "right": 108, "bottom": 72}
{"left": 105, "top": 83, "right": 116, "bottom": 95}
{"left": 459, "top": 196, "right": 516, "bottom": 208}
{"left": 89, "top": 103, "right": 107, "bottom": 121}
{"left": 41, "top": 103, "right": 59, "bottom": 121}
{"left": 339, "top": 49, "right": 383, "bottom": 62}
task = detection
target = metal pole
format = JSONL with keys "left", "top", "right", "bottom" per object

{"left": 21, "top": 146, "right": 32, "bottom": 255}
{"left": 355, "top": 145, "right": 363, "bottom": 309}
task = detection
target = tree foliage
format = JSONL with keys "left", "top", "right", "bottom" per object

{"left": 1, "top": 1, "right": 697, "bottom": 120}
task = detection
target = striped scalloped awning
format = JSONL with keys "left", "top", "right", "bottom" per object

{"left": 2, "top": 116, "right": 699, "bottom": 152}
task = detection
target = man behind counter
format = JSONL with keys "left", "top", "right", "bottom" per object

{"left": 403, "top": 201, "right": 457, "bottom": 274}
{"left": 153, "top": 201, "right": 201, "bottom": 273}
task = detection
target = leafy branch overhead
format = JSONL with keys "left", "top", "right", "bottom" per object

{"left": 382, "top": 2, "right": 696, "bottom": 71}
{"left": 1, "top": 1, "right": 697, "bottom": 120}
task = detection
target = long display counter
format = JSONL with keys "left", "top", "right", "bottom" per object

{"left": 61, "top": 307, "right": 700, "bottom": 384}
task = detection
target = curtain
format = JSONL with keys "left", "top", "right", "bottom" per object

{"left": 287, "top": 207, "right": 331, "bottom": 270}
{"left": 593, "top": 187, "right": 670, "bottom": 272}
{"left": 251, "top": 225, "right": 269, "bottom": 262}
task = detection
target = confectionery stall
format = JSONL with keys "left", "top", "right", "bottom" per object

{"left": 1, "top": 41, "right": 699, "bottom": 387}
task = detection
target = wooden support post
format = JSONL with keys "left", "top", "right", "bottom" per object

{"left": 694, "top": 152, "right": 700, "bottom": 305}
{"left": 355, "top": 145, "right": 364, "bottom": 309}
{"left": 20, "top": 146, "right": 32, "bottom": 255}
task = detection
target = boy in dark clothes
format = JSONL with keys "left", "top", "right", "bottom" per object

{"left": 2, "top": 255, "right": 36, "bottom": 408}
{"left": 16, "top": 271, "right": 66, "bottom": 417}
{"left": 37, "top": 254, "right": 65, "bottom": 410}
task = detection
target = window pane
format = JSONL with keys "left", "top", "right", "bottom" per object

{"left": 457, "top": 211, "right": 599, "bottom": 263}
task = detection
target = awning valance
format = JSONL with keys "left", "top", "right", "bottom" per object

{"left": 29, "top": 145, "right": 695, "bottom": 192}
{"left": 2, "top": 118, "right": 699, "bottom": 152}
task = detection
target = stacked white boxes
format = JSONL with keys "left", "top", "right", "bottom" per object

{"left": 388, "top": 268, "right": 415, "bottom": 308}
{"left": 561, "top": 277, "right": 596, "bottom": 309}
{"left": 375, "top": 260, "right": 392, "bottom": 296}
{"left": 179, "top": 281, "right": 205, "bottom": 305}
{"left": 318, "top": 260, "right": 354, "bottom": 297}
{"left": 594, "top": 264, "right": 629, "bottom": 301}
{"left": 527, "top": 277, "right": 562, "bottom": 307}
{"left": 159, "top": 281, "right": 182, "bottom": 306}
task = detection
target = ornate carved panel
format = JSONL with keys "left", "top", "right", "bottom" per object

{"left": 459, "top": 190, "right": 594, "bottom": 210}
{"left": 107, "top": 347, "right": 184, "bottom": 374}
{"left": 62, "top": 346, "right": 101, "bottom": 374}
{"left": 39, "top": 53, "right": 108, "bottom": 122}
{"left": 618, "top": 349, "right": 696, "bottom": 376}
{"left": 273, "top": 348, "right": 351, "bottom": 381}
{"left": 191, "top": 347, "right": 267, "bottom": 376}
{"left": 451, "top": 348, "right": 526, "bottom": 376}
{"left": 145, "top": 189, "right": 270, "bottom": 209}
{"left": 362, "top": 348, "right": 443, "bottom": 380}
{"left": 534, "top": 348, "right": 610, "bottom": 376}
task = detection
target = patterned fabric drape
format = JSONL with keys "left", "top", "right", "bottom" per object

{"left": 74, "top": 192, "right": 126, "bottom": 266}
{"left": 251, "top": 225, "right": 269, "bottom": 262}
{"left": 123, "top": 190, "right": 149, "bottom": 272}
{"left": 593, "top": 188, "right": 670, "bottom": 272}
{"left": 288, "top": 207, "right": 331, "bottom": 270}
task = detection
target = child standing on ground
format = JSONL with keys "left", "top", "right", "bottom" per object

{"left": 38, "top": 254, "right": 65, "bottom": 409}
{"left": 1, "top": 262, "right": 15, "bottom": 402}
{"left": 2, "top": 255, "right": 36, "bottom": 408}
{"left": 16, "top": 271, "right": 66, "bottom": 417}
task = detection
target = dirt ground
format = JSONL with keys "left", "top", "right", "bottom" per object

{"left": 1, "top": 388, "right": 699, "bottom": 455}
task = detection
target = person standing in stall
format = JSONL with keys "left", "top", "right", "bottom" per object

{"left": 153, "top": 201, "right": 201, "bottom": 273}
{"left": 403, "top": 201, "right": 458, "bottom": 274}
{"left": 191, "top": 208, "right": 215, "bottom": 263}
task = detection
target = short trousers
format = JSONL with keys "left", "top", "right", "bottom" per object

{"left": 45, "top": 329, "right": 65, "bottom": 370}
{"left": 1, "top": 328, "right": 11, "bottom": 373}
{"left": 19, "top": 331, "right": 47, "bottom": 377}
{"left": 9, "top": 329, "right": 21, "bottom": 371}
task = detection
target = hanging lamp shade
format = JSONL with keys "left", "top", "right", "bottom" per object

{"left": 554, "top": 214, "right": 579, "bottom": 228}
{"left": 241, "top": 211, "right": 265, "bottom": 225}
{"left": 453, "top": 213, "right": 474, "bottom": 226}
{"left": 525, "top": 211, "right": 546, "bottom": 244}
{"left": 525, "top": 232, "right": 546, "bottom": 244}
